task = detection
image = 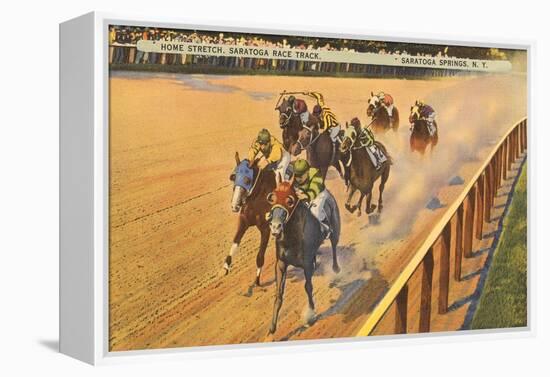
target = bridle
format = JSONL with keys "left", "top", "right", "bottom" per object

{"left": 279, "top": 106, "right": 293, "bottom": 128}
{"left": 296, "top": 123, "right": 321, "bottom": 151}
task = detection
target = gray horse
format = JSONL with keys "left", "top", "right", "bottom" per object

{"left": 266, "top": 175, "right": 341, "bottom": 335}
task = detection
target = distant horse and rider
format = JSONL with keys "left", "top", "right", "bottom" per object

{"left": 366, "top": 91, "right": 400, "bottom": 133}
{"left": 409, "top": 100, "right": 439, "bottom": 154}
{"left": 339, "top": 118, "right": 392, "bottom": 216}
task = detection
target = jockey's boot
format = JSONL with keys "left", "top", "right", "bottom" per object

{"left": 321, "top": 221, "right": 331, "bottom": 240}
{"left": 428, "top": 121, "right": 436, "bottom": 136}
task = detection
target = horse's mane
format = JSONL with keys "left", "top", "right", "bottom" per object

{"left": 248, "top": 167, "right": 275, "bottom": 201}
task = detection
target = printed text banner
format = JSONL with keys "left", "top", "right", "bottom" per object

{"left": 135, "top": 40, "right": 512, "bottom": 72}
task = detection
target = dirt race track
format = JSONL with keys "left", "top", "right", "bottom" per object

{"left": 108, "top": 71, "right": 526, "bottom": 351}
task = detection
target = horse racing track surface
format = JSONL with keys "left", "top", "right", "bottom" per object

{"left": 108, "top": 71, "right": 526, "bottom": 351}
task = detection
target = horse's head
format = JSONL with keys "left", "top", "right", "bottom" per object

{"left": 266, "top": 174, "right": 298, "bottom": 237}
{"left": 275, "top": 97, "right": 293, "bottom": 128}
{"left": 291, "top": 124, "right": 316, "bottom": 156}
{"left": 409, "top": 102, "right": 421, "bottom": 125}
{"left": 340, "top": 119, "right": 359, "bottom": 153}
{"left": 229, "top": 152, "right": 256, "bottom": 212}
{"left": 366, "top": 91, "right": 381, "bottom": 118}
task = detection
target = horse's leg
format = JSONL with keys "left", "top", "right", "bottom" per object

{"left": 303, "top": 264, "right": 316, "bottom": 326}
{"left": 365, "top": 183, "right": 376, "bottom": 214}
{"left": 224, "top": 216, "right": 248, "bottom": 273}
{"left": 255, "top": 225, "right": 270, "bottom": 286}
{"left": 345, "top": 185, "right": 358, "bottom": 213}
{"left": 356, "top": 192, "right": 365, "bottom": 217}
{"left": 330, "top": 232, "right": 340, "bottom": 274}
{"left": 378, "top": 165, "right": 391, "bottom": 213}
{"left": 269, "top": 258, "right": 288, "bottom": 334}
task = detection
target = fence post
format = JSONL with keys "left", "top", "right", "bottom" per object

{"left": 497, "top": 147, "right": 503, "bottom": 188}
{"left": 476, "top": 175, "right": 485, "bottom": 240}
{"left": 463, "top": 188, "right": 476, "bottom": 258}
{"left": 484, "top": 165, "right": 493, "bottom": 223}
{"left": 419, "top": 247, "right": 434, "bottom": 332}
{"left": 395, "top": 285, "right": 409, "bottom": 334}
{"left": 507, "top": 132, "right": 513, "bottom": 171}
{"left": 503, "top": 139, "right": 508, "bottom": 180}
{"left": 454, "top": 204, "right": 464, "bottom": 280}
{"left": 438, "top": 223, "right": 452, "bottom": 314}
{"left": 513, "top": 128, "right": 519, "bottom": 161}
{"left": 491, "top": 157, "right": 498, "bottom": 207}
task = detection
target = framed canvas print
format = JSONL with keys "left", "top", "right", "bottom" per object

{"left": 60, "top": 12, "right": 531, "bottom": 365}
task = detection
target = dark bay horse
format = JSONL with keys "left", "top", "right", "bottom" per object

{"left": 339, "top": 124, "right": 392, "bottom": 216}
{"left": 292, "top": 123, "right": 344, "bottom": 181}
{"left": 409, "top": 104, "right": 439, "bottom": 154}
{"left": 225, "top": 152, "right": 276, "bottom": 286}
{"left": 366, "top": 92, "right": 400, "bottom": 133}
{"left": 276, "top": 97, "right": 338, "bottom": 181}
{"left": 266, "top": 174, "right": 341, "bottom": 334}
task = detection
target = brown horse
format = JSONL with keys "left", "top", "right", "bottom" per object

{"left": 339, "top": 123, "right": 392, "bottom": 216}
{"left": 366, "top": 92, "right": 400, "bottom": 133}
{"left": 409, "top": 104, "right": 438, "bottom": 154}
{"left": 275, "top": 97, "right": 340, "bottom": 181}
{"left": 225, "top": 152, "right": 276, "bottom": 286}
{"left": 266, "top": 174, "right": 341, "bottom": 334}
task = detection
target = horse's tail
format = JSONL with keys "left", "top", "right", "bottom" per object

{"left": 375, "top": 141, "right": 393, "bottom": 165}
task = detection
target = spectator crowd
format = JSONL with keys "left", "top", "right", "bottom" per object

{"left": 109, "top": 26, "right": 508, "bottom": 76}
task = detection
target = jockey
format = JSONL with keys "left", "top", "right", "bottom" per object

{"left": 287, "top": 95, "right": 310, "bottom": 127}
{"left": 291, "top": 158, "right": 331, "bottom": 238}
{"left": 350, "top": 117, "right": 387, "bottom": 170}
{"left": 377, "top": 91, "right": 394, "bottom": 118}
{"left": 305, "top": 91, "right": 341, "bottom": 142}
{"left": 416, "top": 100, "right": 437, "bottom": 136}
{"left": 248, "top": 129, "right": 291, "bottom": 180}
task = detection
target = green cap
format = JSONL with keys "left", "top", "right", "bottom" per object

{"left": 293, "top": 159, "right": 310, "bottom": 177}
{"left": 257, "top": 129, "right": 271, "bottom": 145}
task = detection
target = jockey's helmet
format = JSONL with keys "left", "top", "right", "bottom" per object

{"left": 257, "top": 129, "right": 271, "bottom": 145}
{"left": 350, "top": 117, "right": 361, "bottom": 128}
{"left": 288, "top": 95, "right": 296, "bottom": 105}
{"left": 416, "top": 100, "right": 425, "bottom": 107}
{"left": 377, "top": 91, "right": 385, "bottom": 98}
{"left": 293, "top": 159, "right": 310, "bottom": 177}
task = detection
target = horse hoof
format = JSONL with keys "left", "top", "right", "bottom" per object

{"left": 378, "top": 205, "right": 383, "bottom": 213}
{"left": 366, "top": 205, "right": 377, "bottom": 214}
{"left": 255, "top": 277, "right": 261, "bottom": 287}
{"left": 223, "top": 263, "right": 231, "bottom": 275}
{"left": 305, "top": 311, "right": 317, "bottom": 326}
{"left": 332, "top": 264, "right": 341, "bottom": 274}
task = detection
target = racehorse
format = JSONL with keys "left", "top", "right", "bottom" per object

{"left": 409, "top": 104, "right": 438, "bottom": 154}
{"left": 339, "top": 124, "right": 392, "bottom": 216}
{"left": 266, "top": 174, "right": 341, "bottom": 334}
{"left": 225, "top": 152, "right": 276, "bottom": 286}
{"left": 275, "top": 97, "right": 341, "bottom": 181}
{"left": 366, "top": 92, "right": 400, "bottom": 133}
